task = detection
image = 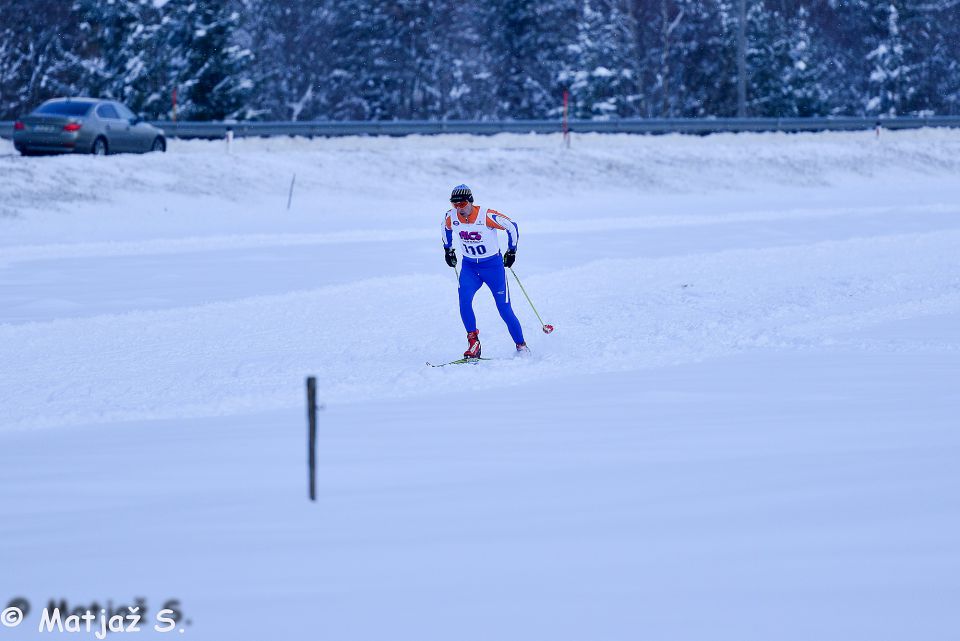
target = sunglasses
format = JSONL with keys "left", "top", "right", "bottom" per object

{"left": 451, "top": 199, "right": 470, "bottom": 206}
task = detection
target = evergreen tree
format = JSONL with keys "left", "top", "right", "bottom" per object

{"left": 173, "top": 0, "right": 252, "bottom": 120}
{"left": 801, "top": 0, "right": 862, "bottom": 115}
{"left": 929, "top": 2, "right": 960, "bottom": 114}
{"left": 895, "top": 0, "right": 958, "bottom": 115}
{"left": 564, "top": 0, "right": 642, "bottom": 118}
{"left": 0, "top": 0, "right": 86, "bottom": 118}
{"left": 640, "top": 0, "right": 688, "bottom": 117}
{"left": 484, "top": 0, "right": 579, "bottom": 119}
{"left": 745, "top": 0, "right": 828, "bottom": 116}
{"left": 433, "top": 0, "right": 500, "bottom": 120}
{"left": 864, "top": 1, "right": 910, "bottom": 115}
{"left": 745, "top": 0, "right": 791, "bottom": 116}
{"left": 241, "top": 0, "right": 337, "bottom": 120}
{"left": 669, "top": 0, "right": 738, "bottom": 116}
{"left": 72, "top": 0, "right": 172, "bottom": 117}
{"left": 323, "top": 0, "right": 406, "bottom": 119}
{"left": 783, "top": 5, "right": 831, "bottom": 116}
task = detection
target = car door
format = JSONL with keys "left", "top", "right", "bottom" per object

{"left": 95, "top": 103, "right": 132, "bottom": 152}
{"left": 114, "top": 102, "right": 150, "bottom": 152}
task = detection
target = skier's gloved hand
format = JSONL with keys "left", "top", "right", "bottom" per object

{"left": 503, "top": 249, "right": 516, "bottom": 268}
{"left": 444, "top": 248, "right": 457, "bottom": 268}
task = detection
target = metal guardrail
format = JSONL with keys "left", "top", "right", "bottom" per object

{"left": 3, "top": 116, "right": 959, "bottom": 140}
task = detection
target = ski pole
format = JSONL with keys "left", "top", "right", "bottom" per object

{"left": 509, "top": 267, "right": 554, "bottom": 334}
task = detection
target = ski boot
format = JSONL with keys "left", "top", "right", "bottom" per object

{"left": 464, "top": 330, "right": 481, "bottom": 359}
{"left": 515, "top": 342, "right": 531, "bottom": 357}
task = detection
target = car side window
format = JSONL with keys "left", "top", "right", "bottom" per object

{"left": 96, "top": 104, "right": 121, "bottom": 120}
{"left": 115, "top": 103, "right": 136, "bottom": 121}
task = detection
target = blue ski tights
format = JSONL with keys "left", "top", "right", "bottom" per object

{"left": 458, "top": 255, "right": 525, "bottom": 345}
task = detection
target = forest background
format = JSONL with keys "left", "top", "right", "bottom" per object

{"left": 0, "top": 0, "right": 957, "bottom": 122}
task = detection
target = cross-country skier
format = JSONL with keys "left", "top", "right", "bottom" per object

{"left": 442, "top": 184, "right": 529, "bottom": 358}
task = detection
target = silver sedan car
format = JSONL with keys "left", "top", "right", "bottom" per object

{"left": 13, "top": 97, "right": 166, "bottom": 156}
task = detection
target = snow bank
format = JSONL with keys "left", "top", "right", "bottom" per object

{"left": 2, "top": 129, "right": 959, "bottom": 246}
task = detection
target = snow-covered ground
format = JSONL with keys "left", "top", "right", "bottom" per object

{"left": 1, "top": 130, "right": 959, "bottom": 640}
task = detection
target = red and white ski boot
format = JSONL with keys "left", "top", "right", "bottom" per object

{"left": 515, "top": 342, "right": 531, "bottom": 357}
{"left": 464, "top": 330, "right": 481, "bottom": 358}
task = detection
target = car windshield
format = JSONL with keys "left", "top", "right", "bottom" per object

{"left": 33, "top": 102, "right": 94, "bottom": 117}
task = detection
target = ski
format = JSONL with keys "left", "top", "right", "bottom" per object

{"left": 426, "top": 357, "right": 493, "bottom": 368}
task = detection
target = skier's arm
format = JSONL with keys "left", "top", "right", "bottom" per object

{"left": 442, "top": 213, "right": 457, "bottom": 267}
{"left": 487, "top": 212, "right": 518, "bottom": 251}
{"left": 442, "top": 213, "right": 453, "bottom": 249}
{"left": 488, "top": 212, "right": 518, "bottom": 267}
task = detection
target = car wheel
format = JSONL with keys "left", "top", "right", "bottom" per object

{"left": 151, "top": 137, "right": 166, "bottom": 153}
{"left": 92, "top": 137, "right": 108, "bottom": 156}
